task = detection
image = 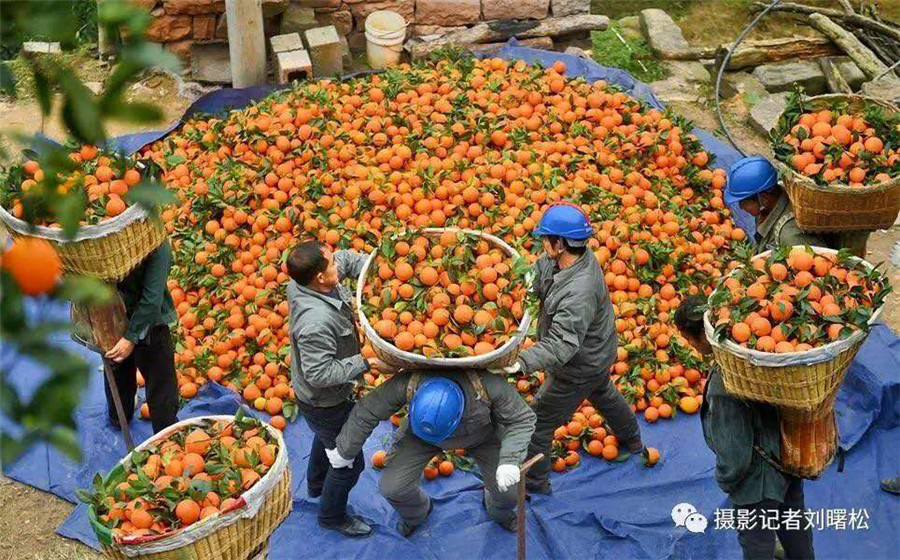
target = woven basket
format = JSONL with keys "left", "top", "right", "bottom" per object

{"left": 779, "top": 391, "right": 838, "bottom": 480}
{"left": 357, "top": 228, "right": 532, "bottom": 370}
{"left": 89, "top": 415, "right": 292, "bottom": 560}
{"left": 704, "top": 247, "right": 882, "bottom": 412}
{"left": 0, "top": 204, "right": 167, "bottom": 282}
{"left": 773, "top": 94, "right": 900, "bottom": 233}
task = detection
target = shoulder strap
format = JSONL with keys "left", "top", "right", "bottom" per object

{"left": 771, "top": 212, "right": 794, "bottom": 246}
{"left": 465, "top": 370, "right": 488, "bottom": 402}
{"left": 406, "top": 373, "right": 422, "bottom": 402}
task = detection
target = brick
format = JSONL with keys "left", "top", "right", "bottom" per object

{"left": 214, "top": 14, "right": 228, "bottom": 38}
{"left": 282, "top": 4, "right": 320, "bottom": 34}
{"left": 305, "top": 26, "right": 343, "bottom": 77}
{"left": 415, "top": 0, "right": 479, "bottom": 27}
{"left": 270, "top": 32, "right": 305, "bottom": 53}
{"left": 315, "top": 6, "right": 353, "bottom": 36}
{"left": 146, "top": 15, "right": 192, "bottom": 42}
{"left": 276, "top": 49, "right": 313, "bottom": 83}
{"left": 482, "top": 0, "right": 548, "bottom": 20}
{"left": 164, "top": 0, "right": 224, "bottom": 15}
{"left": 193, "top": 15, "right": 217, "bottom": 40}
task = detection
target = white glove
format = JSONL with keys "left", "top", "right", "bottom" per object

{"left": 495, "top": 464, "right": 520, "bottom": 492}
{"left": 325, "top": 448, "right": 354, "bottom": 469}
{"left": 490, "top": 362, "right": 522, "bottom": 375}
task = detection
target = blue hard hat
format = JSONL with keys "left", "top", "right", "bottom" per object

{"left": 725, "top": 156, "right": 778, "bottom": 206}
{"left": 409, "top": 377, "right": 465, "bottom": 445}
{"left": 532, "top": 203, "right": 594, "bottom": 246}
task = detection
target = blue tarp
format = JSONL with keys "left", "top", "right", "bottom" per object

{"left": 3, "top": 43, "right": 898, "bottom": 559}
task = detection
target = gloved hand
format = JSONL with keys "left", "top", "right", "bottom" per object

{"left": 490, "top": 362, "right": 521, "bottom": 376}
{"left": 495, "top": 464, "right": 520, "bottom": 492}
{"left": 325, "top": 448, "right": 354, "bottom": 469}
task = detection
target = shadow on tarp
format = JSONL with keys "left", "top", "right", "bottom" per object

{"left": 3, "top": 43, "right": 898, "bottom": 559}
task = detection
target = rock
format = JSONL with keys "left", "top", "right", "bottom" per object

{"left": 482, "top": 0, "right": 548, "bottom": 21}
{"left": 640, "top": 9, "right": 690, "bottom": 58}
{"left": 190, "top": 41, "right": 231, "bottom": 83}
{"left": 22, "top": 41, "right": 62, "bottom": 54}
{"left": 128, "top": 0, "right": 159, "bottom": 11}
{"left": 833, "top": 57, "right": 867, "bottom": 91}
{"left": 411, "top": 25, "right": 466, "bottom": 38}
{"left": 146, "top": 15, "right": 192, "bottom": 42}
{"left": 650, "top": 75, "right": 704, "bottom": 104}
{"left": 84, "top": 81, "right": 104, "bottom": 94}
{"left": 282, "top": 5, "right": 320, "bottom": 34}
{"left": 163, "top": 0, "right": 224, "bottom": 15}
{"left": 296, "top": 0, "right": 342, "bottom": 7}
{"left": 749, "top": 92, "right": 789, "bottom": 135}
{"left": 616, "top": 16, "right": 643, "bottom": 42}
{"left": 752, "top": 60, "right": 827, "bottom": 95}
{"left": 551, "top": 0, "right": 590, "bottom": 17}
{"left": 316, "top": 6, "right": 354, "bottom": 36}
{"left": 860, "top": 76, "right": 900, "bottom": 104}
{"left": 667, "top": 61, "right": 710, "bottom": 84}
{"left": 214, "top": 14, "right": 228, "bottom": 38}
{"left": 349, "top": 0, "right": 414, "bottom": 29}
{"left": 275, "top": 49, "right": 312, "bottom": 83}
{"left": 270, "top": 32, "right": 305, "bottom": 53}
{"left": 415, "top": 0, "right": 480, "bottom": 27}
{"left": 193, "top": 15, "right": 217, "bottom": 40}
{"left": 719, "top": 71, "right": 767, "bottom": 100}
{"left": 305, "top": 26, "right": 343, "bottom": 77}
{"left": 262, "top": 0, "right": 290, "bottom": 17}
{"left": 164, "top": 39, "right": 193, "bottom": 67}
{"left": 564, "top": 46, "right": 591, "bottom": 59}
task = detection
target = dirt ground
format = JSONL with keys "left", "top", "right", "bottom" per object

{"left": 1, "top": 25, "right": 898, "bottom": 560}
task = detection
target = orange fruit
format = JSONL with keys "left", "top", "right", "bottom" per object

{"left": 175, "top": 499, "right": 201, "bottom": 526}
{"left": 1, "top": 238, "right": 62, "bottom": 296}
{"left": 372, "top": 450, "right": 387, "bottom": 469}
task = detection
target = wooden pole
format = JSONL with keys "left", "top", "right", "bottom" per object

{"left": 102, "top": 362, "right": 135, "bottom": 452}
{"left": 225, "top": 0, "right": 267, "bottom": 87}
{"left": 517, "top": 453, "right": 544, "bottom": 560}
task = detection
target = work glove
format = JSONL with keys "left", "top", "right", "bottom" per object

{"left": 495, "top": 464, "right": 520, "bottom": 492}
{"left": 325, "top": 448, "right": 354, "bottom": 469}
{"left": 490, "top": 362, "right": 521, "bottom": 376}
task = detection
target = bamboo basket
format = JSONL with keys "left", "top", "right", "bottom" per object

{"left": 704, "top": 247, "right": 882, "bottom": 411}
{"left": 0, "top": 204, "right": 167, "bottom": 282}
{"left": 89, "top": 415, "right": 292, "bottom": 560}
{"left": 779, "top": 390, "right": 838, "bottom": 480}
{"left": 71, "top": 293, "right": 128, "bottom": 353}
{"left": 773, "top": 94, "right": 900, "bottom": 233}
{"left": 357, "top": 228, "right": 532, "bottom": 370}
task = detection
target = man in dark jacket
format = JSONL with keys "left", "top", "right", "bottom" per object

{"left": 497, "top": 203, "right": 644, "bottom": 495}
{"left": 675, "top": 295, "right": 814, "bottom": 560}
{"left": 328, "top": 370, "right": 536, "bottom": 536}
{"left": 104, "top": 239, "right": 178, "bottom": 434}
{"left": 287, "top": 240, "right": 380, "bottom": 537}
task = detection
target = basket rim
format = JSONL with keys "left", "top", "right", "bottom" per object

{"left": 772, "top": 93, "right": 899, "bottom": 194}
{"left": 356, "top": 228, "right": 532, "bottom": 368}
{"left": 703, "top": 246, "right": 884, "bottom": 363}
{"left": 0, "top": 201, "right": 153, "bottom": 243}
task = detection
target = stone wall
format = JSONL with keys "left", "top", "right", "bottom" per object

{"left": 134, "top": 0, "right": 591, "bottom": 78}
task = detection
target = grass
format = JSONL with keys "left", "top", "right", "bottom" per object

{"left": 591, "top": 24, "right": 668, "bottom": 83}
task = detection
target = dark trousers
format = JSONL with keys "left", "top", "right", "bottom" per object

{"left": 527, "top": 372, "right": 642, "bottom": 486}
{"left": 103, "top": 324, "right": 178, "bottom": 434}
{"left": 736, "top": 477, "right": 815, "bottom": 560}
{"left": 298, "top": 399, "right": 365, "bottom": 527}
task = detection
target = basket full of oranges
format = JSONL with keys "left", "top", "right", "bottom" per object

{"left": 0, "top": 147, "right": 167, "bottom": 281}
{"left": 770, "top": 93, "right": 899, "bottom": 233}
{"left": 357, "top": 228, "right": 532, "bottom": 370}
{"left": 79, "top": 410, "right": 291, "bottom": 560}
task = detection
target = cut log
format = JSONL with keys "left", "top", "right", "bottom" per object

{"left": 836, "top": 0, "right": 855, "bottom": 16}
{"left": 715, "top": 37, "right": 840, "bottom": 70}
{"left": 408, "top": 14, "right": 609, "bottom": 59}
{"left": 752, "top": 2, "right": 900, "bottom": 43}
{"left": 818, "top": 57, "right": 852, "bottom": 93}
{"left": 808, "top": 13, "right": 889, "bottom": 79}
{"left": 657, "top": 46, "right": 718, "bottom": 61}
{"left": 464, "top": 37, "right": 554, "bottom": 55}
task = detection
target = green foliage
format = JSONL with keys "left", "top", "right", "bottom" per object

{"left": 591, "top": 24, "right": 667, "bottom": 83}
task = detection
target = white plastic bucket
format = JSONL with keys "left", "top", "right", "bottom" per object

{"left": 365, "top": 10, "right": 407, "bottom": 69}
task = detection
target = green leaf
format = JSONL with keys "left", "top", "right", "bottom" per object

{"left": 58, "top": 73, "right": 105, "bottom": 145}
{"left": 105, "top": 100, "right": 164, "bottom": 124}
{"left": 54, "top": 191, "right": 86, "bottom": 239}
{"left": 125, "top": 181, "right": 176, "bottom": 213}
{"left": 1, "top": 61, "right": 18, "bottom": 99}
{"left": 48, "top": 426, "right": 82, "bottom": 461}
{"left": 59, "top": 276, "right": 115, "bottom": 306}
{"left": 31, "top": 66, "right": 52, "bottom": 116}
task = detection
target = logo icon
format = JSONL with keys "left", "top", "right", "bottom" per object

{"left": 672, "top": 503, "right": 708, "bottom": 534}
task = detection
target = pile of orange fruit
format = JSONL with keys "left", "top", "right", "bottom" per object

{"left": 773, "top": 95, "right": 899, "bottom": 187}
{"left": 361, "top": 230, "right": 528, "bottom": 358}
{"left": 82, "top": 411, "right": 279, "bottom": 541}
{"left": 709, "top": 246, "right": 889, "bottom": 352}
{"left": 10, "top": 54, "right": 755, "bottom": 472}
{"left": 2, "top": 146, "right": 144, "bottom": 225}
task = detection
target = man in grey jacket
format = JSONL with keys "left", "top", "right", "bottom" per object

{"left": 498, "top": 204, "right": 644, "bottom": 495}
{"left": 327, "top": 370, "right": 536, "bottom": 536}
{"left": 287, "top": 240, "right": 379, "bottom": 537}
